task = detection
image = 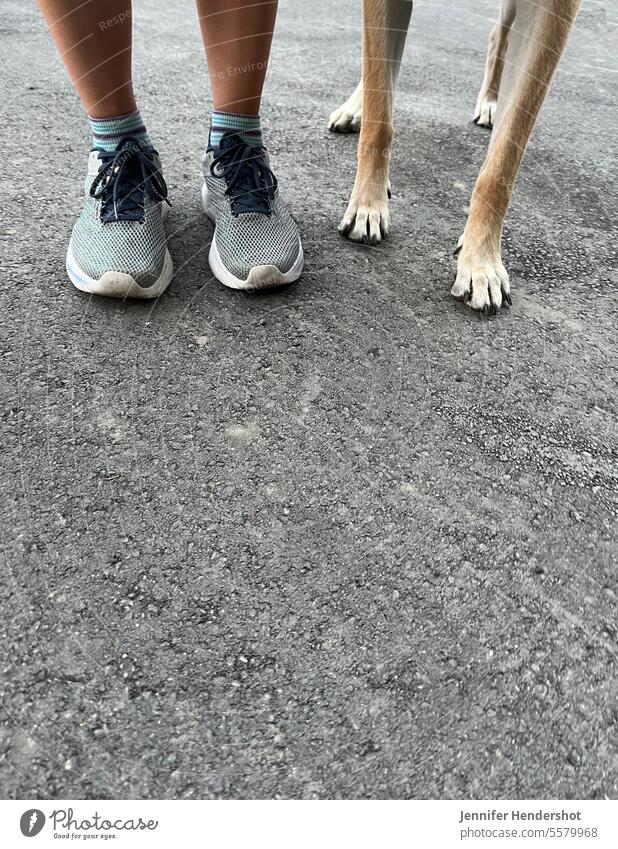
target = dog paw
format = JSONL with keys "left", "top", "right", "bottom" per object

{"left": 328, "top": 84, "right": 363, "bottom": 134}
{"left": 338, "top": 191, "right": 390, "bottom": 245}
{"left": 328, "top": 104, "right": 362, "bottom": 134}
{"left": 473, "top": 95, "right": 497, "bottom": 129}
{"left": 451, "top": 239, "right": 511, "bottom": 313}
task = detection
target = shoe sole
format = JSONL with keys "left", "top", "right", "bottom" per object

{"left": 202, "top": 183, "right": 304, "bottom": 291}
{"left": 66, "top": 207, "right": 173, "bottom": 299}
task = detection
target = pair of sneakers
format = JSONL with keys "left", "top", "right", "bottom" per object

{"left": 66, "top": 132, "right": 304, "bottom": 298}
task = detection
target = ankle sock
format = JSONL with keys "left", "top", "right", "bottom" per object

{"left": 89, "top": 109, "right": 152, "bottom": 153}
{"left": 209, "top": 111, "right": 263, "bottom": 149}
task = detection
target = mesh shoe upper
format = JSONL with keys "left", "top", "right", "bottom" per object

{"left": 203, "top": 133, "right": 301, "bottom": 279}
{"left": 70, "top": 140, "right": 169, "bottom": 288}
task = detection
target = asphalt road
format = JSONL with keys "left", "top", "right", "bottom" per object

{"left": 1, "top": 0, "right": 617, "bottom": 800}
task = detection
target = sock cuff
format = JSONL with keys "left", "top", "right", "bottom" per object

{"left": 211, "top": 110, "right": 261, "bottom": 122}
{"left": 209, "top": 111, "right": 263, "bottom": 148}
{"left": 89, "top": 109, "right": 152, "bottom": 151}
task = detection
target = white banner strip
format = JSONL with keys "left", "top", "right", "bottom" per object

{"left": 1, "top": 800, "right": 616, "bottom": 848}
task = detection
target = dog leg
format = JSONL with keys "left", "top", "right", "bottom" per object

{"left": 339, "top": 0, "right": 412, "bottom": 244}
{"left": 473, "top": 1, "right": 516, "bottom": 129}
{"left": 328, "top": 1, "right": 411, "bottom": 136}
{"left": 453, "top": 0, "right": 581, "bottom": 312}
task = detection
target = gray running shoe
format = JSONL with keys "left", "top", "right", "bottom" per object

{"left": 202, "top": 132, "right": 303, "bottom": 290}
{"left": 66, "top": 139, "right": 173, "bottom": 299}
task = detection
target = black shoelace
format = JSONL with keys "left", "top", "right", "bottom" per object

{"left": 210, "top": 133, "right": 277, "bottom": 217}
{"left": 90, "top": 138, "right": 170, "bottom": 224}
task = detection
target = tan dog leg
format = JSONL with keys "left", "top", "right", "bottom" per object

{"left": 329, "top": 1, "right": 411, "bottom": 136}
{"left": 453, "top": 0, "right": 581, "bottom": 312}
{"left": 338, "top": 0, "right": 412, "bottom": 245}
{"left": 473, "top": 1, "right": 516, "bottom": 128}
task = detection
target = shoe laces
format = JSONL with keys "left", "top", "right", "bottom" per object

{"left": 210, "top": 132, "right": 277, "bottom": 217}
{"left": 90, "top": 138, "right": 170, "bottom": 224}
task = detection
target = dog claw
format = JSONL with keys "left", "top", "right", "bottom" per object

{"left": 453, "top": 244, "right": 463, "bottom": 257}
{"left": 502, "top": 287, "right": 512, "bottom": 306}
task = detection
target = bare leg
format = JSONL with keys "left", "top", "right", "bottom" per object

{"left": 473, "top": 0, "right": 516, "bottom": 129}
{"left": 452, "top": 0, "right": 582, "bottom": 312}
{"left": 338, "top": 0, "right": 413, "bottom": 244}
{"left": 195, "top": 0, "right": 278, "bottom": 115}
{"left": 36, "top": 0, "right": 135, "bottom": 118}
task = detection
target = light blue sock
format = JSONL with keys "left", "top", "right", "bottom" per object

{"left": 209, "top": 111, "right": 263, "bottom": 149}
{"left": 89, "top": 109, "right": 152, "bottom": 153}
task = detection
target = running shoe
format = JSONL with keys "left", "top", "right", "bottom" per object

{"left": 202, "top": 132, "right": 303, "bottom": 290}
{"left": 66, "top": 138, "right": 173, "bottom": 298}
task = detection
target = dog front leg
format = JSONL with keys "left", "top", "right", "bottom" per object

{"left": 339, "top": 0, "right": 412, "bottom": 245}
{"left": 328, "top": 0, "right": 411, "bottom": 135}
{"left": 453, "top": 0, "right": 582, "bottom": 312}
{"left": 473, "top": 0, "right": 516, "bottom": 128}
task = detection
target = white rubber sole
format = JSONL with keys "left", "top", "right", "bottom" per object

{"left": 66, "top": 206, "right": 173, "bottom": 299}
{"left": 202, "top": 182, "right": 304, "bottom": 291}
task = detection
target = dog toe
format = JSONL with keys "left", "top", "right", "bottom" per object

{"left": 348, "top": 210, "right": 370, "bottom": 243}
{"left": 338, "top": 217, "right": 352, "bottom": 237}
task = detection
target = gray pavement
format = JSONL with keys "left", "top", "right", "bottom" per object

{"left": 1, "top": 0, "right": 617, "bottom": 800}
